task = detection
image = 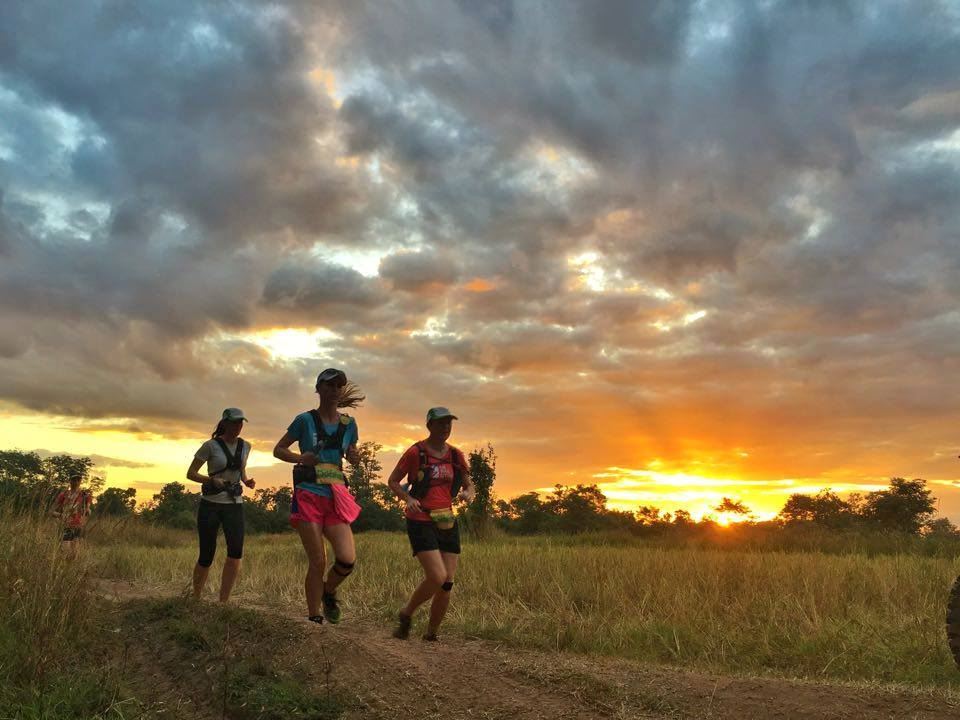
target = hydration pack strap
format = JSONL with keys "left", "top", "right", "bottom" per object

{"left": 204, "top": 438, "right": 244, "bottom": 495}
{"left": 409, "top": 444, "right": 464, "bottom": 500}
{"left": 308, "top": 411, "right": 349, "bottom": 470}
{"left": 212, "top": 438, "right": 244, "bottom": 475}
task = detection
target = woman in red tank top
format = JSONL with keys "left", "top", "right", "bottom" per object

{"left": 387, "top": 407, "right": 475, "bottom": 641}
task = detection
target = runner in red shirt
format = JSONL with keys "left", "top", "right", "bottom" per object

{"left": 387, "top": 407, "right": 474, "bottom": 641}
{"left": 53, "top": 475, "right": 92, "bottom": 557}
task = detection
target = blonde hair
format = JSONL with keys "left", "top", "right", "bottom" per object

{"left": 337, "top": 381, "right": 365, "bottom": 409}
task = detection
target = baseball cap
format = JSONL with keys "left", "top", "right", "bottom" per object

{"left": 221, "top": 407, "right": 248, "bottom": 422}
{"left": 315, "top": 368, "right": 347, "bottom": 388}
{"left": 426, "top": 407, "right": 458, "bottom": 424}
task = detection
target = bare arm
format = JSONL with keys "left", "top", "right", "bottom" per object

{"left": 458, "top": 468, "right": 475, "bottom": 503}
{"left": 387, "top": 461, "right": 422, "bottom": 513}
{"left": 186, "top": 457, "right": 211, "bottom": 485}
{"left": 273, "top": 432, "right": 317, "bottom": 465}
{"left": 241, "top": 450, "right": 255, "bottom": 489}
{"left": 345, "top": 444, "right": 360, "bottom": 466}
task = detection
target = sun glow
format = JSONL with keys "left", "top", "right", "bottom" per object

{"left": 567, "top": 251, "right": 607, "bottom": 291}
{"left": 578, "top": 466, "right": 805, "bottom": 521}
{"left": 241, "top": 328, "right": 341, "bottom": 361}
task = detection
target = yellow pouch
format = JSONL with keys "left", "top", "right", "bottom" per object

{"left": 315, "top": 463, "right": 346, "bottom": 485}
{"left": 428, "top": 508, "right": 455, "bottom": 530}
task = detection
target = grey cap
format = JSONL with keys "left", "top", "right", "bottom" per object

{"left": 315, "top": 368, "right": 347, "bottom": 388}
{"left": 221, "top": 407, "right": 248, "bottom": 422}
{"left": 426, "top": 407, "right": 458, "bottom": 424}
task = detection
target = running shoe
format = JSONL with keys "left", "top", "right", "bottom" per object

{"left": 322, "top": 592, "right": 341, "bottom": 624}
{"left": 393, "top": 611, "right": 412, "bottom": 639}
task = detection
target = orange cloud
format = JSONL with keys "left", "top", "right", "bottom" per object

{"left": 463, "top": 278, "right": 496, "bottom": 292}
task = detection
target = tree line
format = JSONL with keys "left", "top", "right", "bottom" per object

{"left": 0, "top": 444, "right": 500, "bottom": 536}
{"left": 2, "top": 446, "right": 955, "bottom": 540}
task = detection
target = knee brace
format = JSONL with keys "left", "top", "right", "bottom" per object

{"left": 441, "top": 580, "right": 454, "bottom": 592}
{"left": 332, "top": 558, "right": 355, "bottom": 577}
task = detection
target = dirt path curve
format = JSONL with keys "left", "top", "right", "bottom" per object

{"left": 96, "top": 579, "right": 959, "bottom": 720}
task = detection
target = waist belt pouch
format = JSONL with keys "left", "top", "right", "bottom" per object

{"left": 292, "top": 464, "right": 316, "bottom": 485}
{"left": 428, "top": 508, "right": 455, "bottom": 530}
{"left": 315, "top": 463, "right": 346, "bottom": 484}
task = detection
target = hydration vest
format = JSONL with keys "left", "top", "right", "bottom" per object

{"left": 291, "top": 412, "right": 352, "bottom": 487}
{"left": 407, "top": 443, "right": 464, "bottom": 501}
{"left": 203, "top": 437, "right": 245, "bottom": 496}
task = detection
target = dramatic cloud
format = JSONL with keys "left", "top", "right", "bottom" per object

{"left": 2, "top": 0, "right": 959, "bottom": 515}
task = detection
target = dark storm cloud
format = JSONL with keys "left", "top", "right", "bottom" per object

{"left": 1, "top": 0, "right": 959, "bottom": 495}
{"left": 261, "top": 258, "right": 388, "bottom": 311}
{"left": 379, "top": 250, "right": 461, "bottom": 292}
{"left": 0, "top": 2, "right": 361, "bottom": 240}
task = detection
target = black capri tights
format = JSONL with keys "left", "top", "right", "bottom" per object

{"left": 197, "top": 500, "right": 245, "bottom": 567}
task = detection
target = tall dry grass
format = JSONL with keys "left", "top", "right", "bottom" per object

{"left": 85, "top": 522, "right": 960, "bottom": 687}
{"left": 0, "top": 505, "right": 162, "bottom": 718}
{"left": 0, "top": 507, "right": 91, "bottom": 683}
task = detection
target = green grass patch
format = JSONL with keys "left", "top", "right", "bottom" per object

{"left": 127, "top": 598, "right": 352, "bottom": 719}
{"left": 226, "top": 659, "right": 345, "bottom": 720}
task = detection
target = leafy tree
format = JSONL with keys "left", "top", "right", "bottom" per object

{"left": 347, "top": 441, "right": 383, "bottom": 491}
{"left": 861, "top": 478, "right": 935, "bottom": 534}
{"left": 779, "top": 489, "right": 858, "bottom": 528}
{"left": 93, "top": 487, "right": 137, "bottom": 516}
{"left": 0, "top": 450, "right": 103, "bottom": 508}
{"left": 635, "top": 505, "right": 663, "bottom": 525}
{"left": 344, "top": 441, "right": 404, "bottom": 531}
{"left": 42, "top": 455, "right": 94, "bottom": 487}
{"left": 0, "top": 450, "right": 43, "bottom": 483}
{"left": 924, "top": 517, "right": 960, "bottom": 539}
{"left": 497, "top": 492, "right": 553, "bottom": 534}
{"left": 352, "top": 483, "right": 404, "bottom": 532}
{"left": 0, "top": 450, "right": 45, "bottom": 506}
{"left": 464, "top": 444, "right": 496, "bottom": 537}
{"left": 544, "top": 484, "right": 610, "bottom": 533}
{"left": 141, "top": 482, "right": 198, "bottom": 530}
{"left": 260, "top": 486, "right": 293, "bottom": 515}
{"left": 244, "top": 486, "right": 294, "bottom": 533}
{"left": 714, "top": 497, "right": 751, "bottom": 518}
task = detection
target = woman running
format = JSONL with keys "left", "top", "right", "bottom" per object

{"left": 388, "top": 407, "right": 474, "bottom": 641}
{"left": 273, "top": 368, "right": 363, "bottom": 624}
{"left": 53, "top": 474, "right": 92, "bottom": 557}
{"left": 186, "top": 407, "right": 255, "bottom": 602}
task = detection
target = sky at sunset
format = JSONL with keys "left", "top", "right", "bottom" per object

{"left": 2, "top": 1, "right": 960, "bottom": 521}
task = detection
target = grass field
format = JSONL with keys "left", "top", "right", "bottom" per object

{"left": 81, "top": 516, "right": 960, "bottom": 688}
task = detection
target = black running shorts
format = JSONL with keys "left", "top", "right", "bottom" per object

{"left": 406, "top": 518, "right": 461, "bottom": 556}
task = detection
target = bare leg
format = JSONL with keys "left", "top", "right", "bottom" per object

{"left": 219, "top": 558, "right": 241, "bottom": 602}
{"left": 402, "top": 550, "right": 447, "bottom": 617}
{"left": 192, "top": 563, "right": 210, "bottom": 599}
{"left": 297, "top": 522, "right": 327, "bottom": 617}
{"left": 426, "top": 552, "right": 459, "bottom": 637}
{"left": 322, "top": 522, "right": 356, "bottom": 595}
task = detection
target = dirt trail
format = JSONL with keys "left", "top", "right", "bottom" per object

{"left": 96, "top": 580, "right": 960, "bottom": 720}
